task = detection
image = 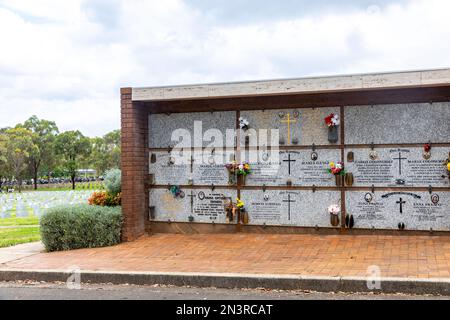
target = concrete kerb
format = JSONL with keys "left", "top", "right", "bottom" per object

{"left": 0, "top": 269, "right": 449, "bottom": 295}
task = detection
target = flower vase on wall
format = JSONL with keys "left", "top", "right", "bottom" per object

{"left": 238, "top": 175, "right": 246, "bottom": 186}
{"left": 330, "top": 214, "right": 340, "bottom": 227}
{"left": 328, "top": 126, "right": 339, "bottom": 143}
{"left": 240, "top": 209, "right": 249, "bottom": 225}
{"left": 228, "top": 172, "right": 236, "bottom": 185}
{"left": 335, "top": 174, "right": 344, "bottom": 187}
{"left": 345, "top": 172, "right": 354, "bottom": 187}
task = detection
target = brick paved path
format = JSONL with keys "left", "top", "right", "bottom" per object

{"left": 1, "top": 234, "right": 450, "bottom": 278}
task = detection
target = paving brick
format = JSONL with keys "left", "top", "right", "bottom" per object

{"left": 2, "top": 234, "right": 450, "bottom": 279}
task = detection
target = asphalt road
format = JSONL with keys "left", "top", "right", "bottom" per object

{"left": 0, "top": 282, "right": 448, "bottom": 300}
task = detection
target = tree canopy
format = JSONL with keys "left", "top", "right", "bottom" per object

{"left": 0, "top": 116, "right": 121, "bottom": 191}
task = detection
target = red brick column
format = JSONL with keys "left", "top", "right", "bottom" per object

{"left": 120, "top": 88, "right": 148, "bottom": 241}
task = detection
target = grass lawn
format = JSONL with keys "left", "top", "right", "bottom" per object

{"left": 0, "top": 216, "right": 39, "bottom": 227}
{"left": 0, "top": 226, "right": 41, "bottom": 248}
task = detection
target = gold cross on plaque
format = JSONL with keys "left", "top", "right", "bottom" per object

{"left": 280, "top": 113, "right": 297, "bottom": 142}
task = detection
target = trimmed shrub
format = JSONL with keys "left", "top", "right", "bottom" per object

{"left": 104, "top": 169, "right": 121, "bottom": 196}
{"left": 40, "top": 204, "right": 123, "bottom": 252}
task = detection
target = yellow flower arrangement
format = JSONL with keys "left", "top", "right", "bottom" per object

{"left": 236, "top": 198, "right": 245, "bottom": 209}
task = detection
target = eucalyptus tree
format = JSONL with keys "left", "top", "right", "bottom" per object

{"left": 54, "top": 130, "right": 92, "bottom": 189}
{"left": 23, "top": 116, "right": 59, "bottom": 189}
{"left": 0, "top": 132, "right": 8, "bottom": 189}
{"left": 3, "top": 127, "right": 37, "bottom": 192}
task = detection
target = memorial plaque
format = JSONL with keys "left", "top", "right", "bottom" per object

{"left": 192, "top": 149, "right": 235, "bottom": 185}
{"left": 148, "top": 150, "right": 191, "bottom": 185}
{"left": 240, "top": 190, "right": 341, "bottom": 227}
{"left": 345, "top": 103, "right": 450, "bottom": 144}
{"left": 346, "top": 191, "right": 450, "bottom": 231}
{"left": 149, "top": 188, "right": 236, "bottom": 223}
{"left": 345, "top": 147, "right": 450, "bottom": 187}
{"left": 149, "top": 111, "right": 236, "bottom": 148}
{"left": 244, "top": 149, "right": 340, "bottom": 186}
{"left": 240, "top": 107, "right": 340, "bottom": 146}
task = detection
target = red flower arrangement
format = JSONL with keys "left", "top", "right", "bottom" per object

{"left": 324, "top": 113, "right": 340, "bottom": 128}
{"left": 424, "top": 143, "right": 431, "bottom": 153}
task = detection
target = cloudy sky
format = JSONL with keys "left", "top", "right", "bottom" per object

{"left": 0, "top": 0, "right": 449, "bottom": 137}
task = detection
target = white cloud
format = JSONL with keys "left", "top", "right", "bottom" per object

{"left": 0, "top": 0, "right": 449, "bottom": 136}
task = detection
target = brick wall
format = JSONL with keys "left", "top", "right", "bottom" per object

{"left": 120, "top": 88, "right": 148, "bottom": 241}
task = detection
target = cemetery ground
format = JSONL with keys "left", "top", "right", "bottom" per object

{"left": 0, "top": 189, "right": 94, "bottom": 248}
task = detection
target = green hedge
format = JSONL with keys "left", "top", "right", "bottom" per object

{"left": 40, "top": 204, "right": 123, "bottom": 252}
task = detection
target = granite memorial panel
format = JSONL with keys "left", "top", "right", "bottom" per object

{"left": 192, "top": 149, "right": 236, "bottom": 185}
{"left": 344, "top": 103, "right": 450, "bottom": 145}
{"left": 240, "top": 107, "right": 340, "bottom": 146}
{"left": 240, "top": 189, "right": 341, "bottom": 227}
{"left": 148, "top": 150, "right": 191, "bottom": 185}
{"left": 346, "top": 190, "right": 450, "bottom": 231}
{"left": 149, "top": 111, "right": 236, "bottom": 148}
{"left": 344, "top": 147, "right": 450, "bottom": 187}
{"left": 149, "top": 188, "right": 237, "bottom": 223}
{"left": 244, "top": 149, "right": 341, "bottom": 186}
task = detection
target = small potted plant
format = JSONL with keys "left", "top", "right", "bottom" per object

{"left": 328, "top": 204, "right": 340, "bottom": 227}
{"left": 324, "top": 113, "right": 340, "bottom": 143}
{"left": 327, "top": 161, "right": 346, "bottom": 187}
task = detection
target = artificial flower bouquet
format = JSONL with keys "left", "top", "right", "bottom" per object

{"left": 327, "top": 161, "right": 346, "bottom": 176}
{"left": 328, "top": 204, "right": 340, "bottom": 215}
{"left": 239, "top": 117, "right": 250, "bottom": 131}
{"left": 445, "top": 155, "right": 450, "bottom": 180}
{"left": 328, "top": 204, "right": 341, "bottom": 226}
{"left": 225, "top": 161, "right": 252, "bottom": 176}
{"left": 224, "top": 198, "right": 247, "bottom": 223}
{"left": 236, "top": 198, "right": 245, "bottom": 212}
{"left": 324, "top": 113, "right": 340, "bottom": 128}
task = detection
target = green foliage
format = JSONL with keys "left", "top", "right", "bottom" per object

{"left": 0, "top": 133, "right": 8, "bottom": 179}
{"left": 40, "top": 204, "right": 122, "bottom": 252}
{"left": 54, "top": 130, "right": 92, "bottom": 189}
{"left": 23, "top": 116, "right": 59, "bottom": 189}
{"left": 104, "top": 168, "right": 121, "bottom": 196}
{"left": 3, "top": 127, "right": 38, "bottom": 190}
{"left": 1, "top": 117, "right": 120, "bottom": 189}
{"left": 88, "top": 130, "right": 121, "bottom": 175}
